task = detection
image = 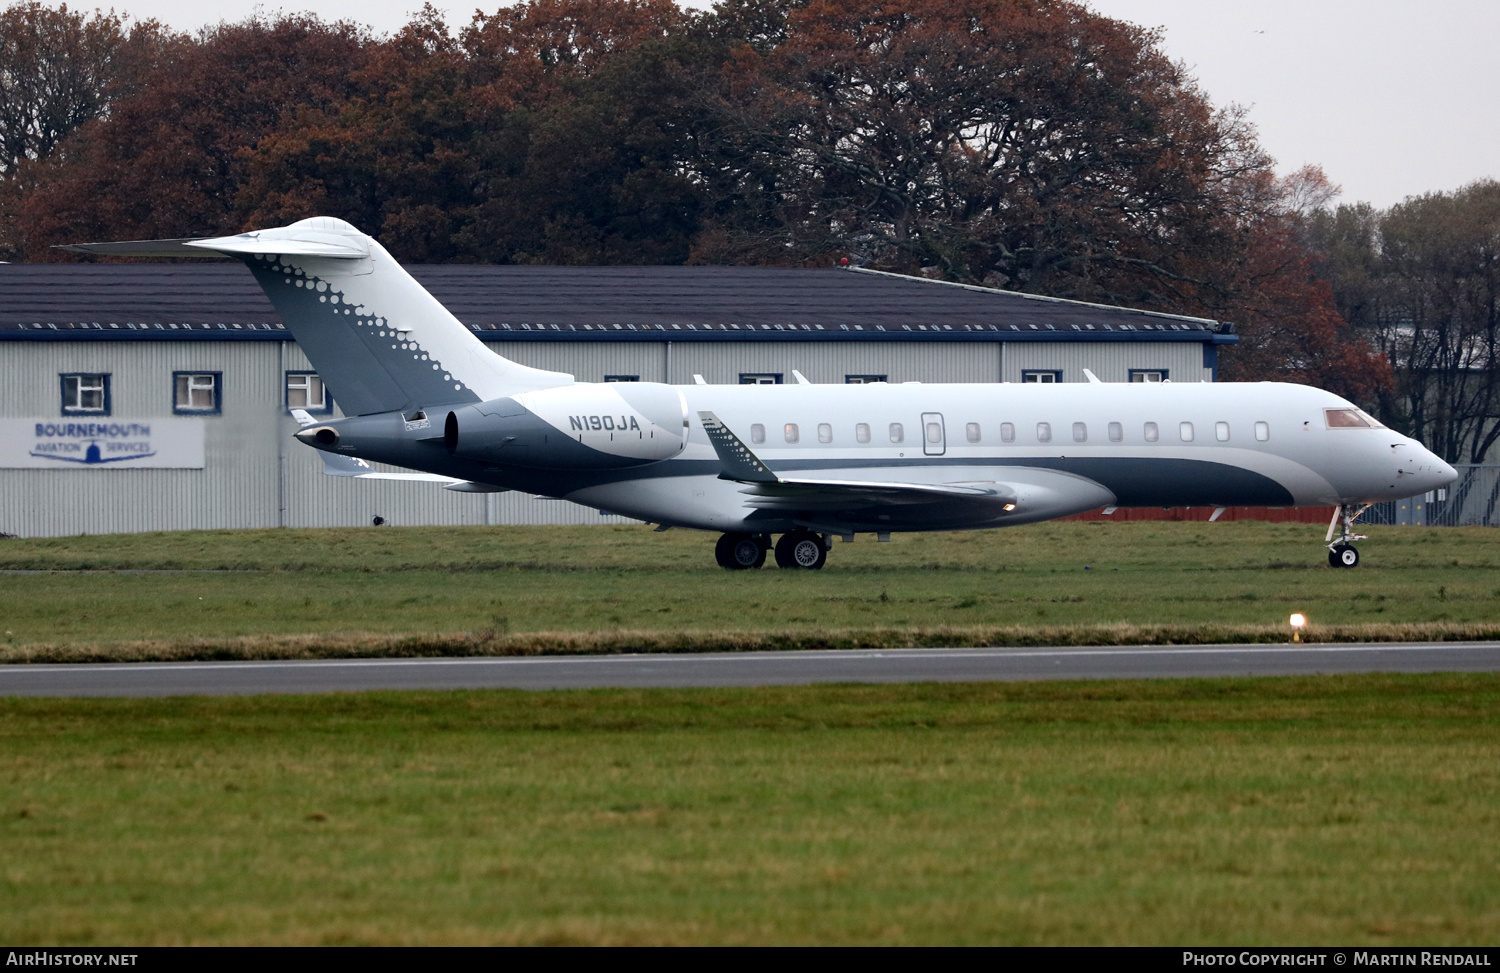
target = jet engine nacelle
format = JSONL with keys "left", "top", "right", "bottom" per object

{"left": 445, "top": 382, "right": 689, "bottom": 470}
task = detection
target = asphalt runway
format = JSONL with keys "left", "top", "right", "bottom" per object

{"left": 1, "top": 642, "right": 1498, "bottom": 697}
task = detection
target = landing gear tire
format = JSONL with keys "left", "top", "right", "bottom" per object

{"left": 774, "top": 530, "right": 827, "bottom": 570}
{"left": 715, "top": 532, "right": 766, "bottom": 570}
{"left": 1329, "top": 544, "right": 1360, "bottom": 569}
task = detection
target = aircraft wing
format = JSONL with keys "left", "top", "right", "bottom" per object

{"left": 290, "top": 409, "right": 506, "bottom": 493}
{"left": 697, "top": 411, "right": 1017, "bottom": 510}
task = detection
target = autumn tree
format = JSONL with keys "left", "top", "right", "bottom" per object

{"left": 0, "top": 2, "right": 167, "bottom": 176}
{"left": 1376, "top": 183, "right": 1500, "bottom": 463}
{"left": 12, "top": 13, "right": 372, "bottom": 260}
{"left": 235, "top": 0, "right": 700, "bottom": 263}
{"left": 690, "top": 0, "right": 1267, "bottom": 306}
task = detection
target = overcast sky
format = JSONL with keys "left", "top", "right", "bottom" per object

{"left": 64, "top": 0, "right": 1500, "bottom": 209}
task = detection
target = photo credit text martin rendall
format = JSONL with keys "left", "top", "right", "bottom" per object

{"left": 1183, "top": 953, "right": 1494, "bottom": 967}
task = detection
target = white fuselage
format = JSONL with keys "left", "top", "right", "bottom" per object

{"left": 539, "top": 379, "right": 1455, "bottom": 533}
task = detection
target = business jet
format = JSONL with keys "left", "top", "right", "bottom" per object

{"left": 67, "top": 217, "right": 1457, "bottom": 571}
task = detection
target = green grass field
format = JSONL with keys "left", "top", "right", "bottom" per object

{"left": 3, "top": 675, "right": 1498, "bottom": 945}
{"left": 2, "top": 521, "right": 1499, "bottom": 661}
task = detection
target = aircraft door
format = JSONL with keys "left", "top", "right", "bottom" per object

{"left": 921, "top": 412, "right": 946, "bottom": 456}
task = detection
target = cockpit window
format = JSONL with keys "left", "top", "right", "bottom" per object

{"left": 1324, "top": 408, "right": 1384, "bottom": 429}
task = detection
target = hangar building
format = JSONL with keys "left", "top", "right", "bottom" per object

{"left": 0, "top": 261, "right": 1236, "bottom": 537}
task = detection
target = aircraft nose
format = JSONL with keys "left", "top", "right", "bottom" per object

{"left": 1411, "top": 443, "right": 1457, "bottom": 491}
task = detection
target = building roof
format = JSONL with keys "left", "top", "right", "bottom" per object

{"left": 0, "top": 261, "right": 1236, "bottom": 344}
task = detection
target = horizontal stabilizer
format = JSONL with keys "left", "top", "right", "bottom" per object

{"left": 61, "top": 229, "right": 369, "bottom": 260}
{"left": 57, "top": 238, "right": 231, "bottom": 258}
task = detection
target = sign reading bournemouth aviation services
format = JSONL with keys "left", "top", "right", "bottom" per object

{"left": 0, "top": 419, "right": 205, "bottom": 469}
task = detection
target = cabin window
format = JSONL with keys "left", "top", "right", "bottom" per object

{"left": 1144, "top": 422, "right": 1159, "bottom": 442}
{"left": 925, "top": 422, "right": 942, "bottom": 444}
{"left": 1022, "top": 370, "right": 1061, "bottom": 383}
{"left": 846, "top": 374, "right": 887, "bottom": 384}
{"left": 784, "top": 423, "right": 799, "bottom": 444}
{"left": 855, "top": 423, "right": 871, "bottom": 443}
{"left": 173, "top": 372, "right": 221, "bottom": 415}
{"left": 1037, "top": 422, "right": 1052, "bottom": 443}
{"left": 1180, "top": 421, "right": 1195, "bottom": 442}
{"left": 285, "top": 372, "right": 329, "bottom": 414}
{"left": 1255, "top": 421, "right": 1270, "bottom": 442}
{"left": 1072, "top": 422, "right": 1087, "bottom": 443}
{"left": 1108, "top": 421, "right": 1123, "bottom": 442}
{"left": 1216, "top": 421, "right": 1230, "bottom": 442}
{"left": 750, "top": 423, "right": 766, "bottom": 444}
{"left": 818, "top": 423, "right": 833, "bottom": 444}
{"left": 965, "top": 422, "right": 980, "bottom": 443}
{"left": 1324, "top": 408, "right": 1383, "bottom": 429}
{"left": 1000, "top": 422, "right": 1015, "bottom": 443}
{"left": 1129, "top": 369, "right": 1167, "bottom": 383}
{"left": 61, "top": 373, "right": 110, "bottom": 415}
{"left": 889, "top": 423, "right": 904, "bottom": 443}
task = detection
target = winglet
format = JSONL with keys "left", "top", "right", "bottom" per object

{"left": 697, "top": 411, "right": 779, "bottom": 484}
{"left": 1083, "top": 369, "right": 1102, "bottom": 384}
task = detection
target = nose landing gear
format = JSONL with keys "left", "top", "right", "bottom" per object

{"left": 1326, "top": 503, "right": 1370, "bottom": 568}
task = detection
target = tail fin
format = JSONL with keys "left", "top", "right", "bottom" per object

{"left": 64, "top": 217, "right": 572, "bottom": 416}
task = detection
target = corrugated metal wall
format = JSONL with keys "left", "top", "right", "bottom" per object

{"left": 487, "top": 340, "right": 1004, "bottom": 385}
{"left": 0, "top": 336, "right": 1213, "bottom": 537}
{"left": 1002, "top": 342, "right": 1211, "bottom": 383}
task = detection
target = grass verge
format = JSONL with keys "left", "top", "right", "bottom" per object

{"left": 3, "top": 521, "right": 1499, "bottom": 662}
{"left": 3, "top": 674, "right": 1497, "bottom": 945}
{"left": 7, "top": 621, "right": 1500, "bottom": 665}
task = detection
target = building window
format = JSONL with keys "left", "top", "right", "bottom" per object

{"left": 784, "top": 423, "right": 799, "bottom": 444}
{"left": 817, "top": 423, "right": 832, "bottom": 443}
{"left": 173, "top": 372, "right": 221, "bottom": 414}
{"left": 1022, "top": 370, "right": 1061, "bottom": 383}
{"left": 1144, "top": 421, "right": 1159, "bottom": 442}
{"left": 1108, "top": 421, "right": 1123, "bottom": 442}
{"left": 740, "top": 373, "right": 782, "bottom": 385}
{"left": 1255, "top": 421, "right": 1270, "bottom": 442}
{"left": 965, "top": 422, "right": 981, "bottom": 443}
{"left": 1037, "top": 422, "right": 1052, "bottom": 443}
{"left": 855, "top": 423, "right": 871, "bottom": 443}
{"left": 889, "top": 422, "right": 904, "bottom": 443}
{"left": 1073, "top": 422, "right": 1088, "bottom": 443}
{"left": 286, "top": 372, "right": 330, "bottom": 414}
{"left": 603, "top": 374, "right": 639, "bottom": 382}
{"left": 750, "top": 423, "right": 766, "bottom": 444}
{"left": 1215, "top": 421, "right": 1230, "bottom": 442}
{"left": 61, "top": 373, "right": 110, "bottom": 415}
{"left": 1180, "top": 421, "right": 1195, "bottom": 442}
{"left": 1130, "top": 370, "right": 1168, "bottom": 383}
{"left": 846, "top": 374, "right": 887, "bottom": 384}
{"left": 1000, "top": 422, "right": 1015, "bottom": 443}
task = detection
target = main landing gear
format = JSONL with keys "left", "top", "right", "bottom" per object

{"left": 1326, "top": 503, "right": 1371, "bottom": 569}
{"left": 714, "top": 529, "right": 829, "bottom": 570}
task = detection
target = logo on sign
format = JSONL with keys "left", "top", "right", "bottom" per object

{"left": 29, "top": 422, "right": 157, "bottom": 464}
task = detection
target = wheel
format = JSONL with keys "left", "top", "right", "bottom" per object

{"left": 715, "top": 532, "right": 765, "bottom": 570}
{"left": 1328, "top": 547, "right": 1340, "bottom": 568}
{"left": 774, "top": 530, "right": 827, "bottom": 570}
{"left": 1334, "top": 544, "right": 1360, "bottom": 568}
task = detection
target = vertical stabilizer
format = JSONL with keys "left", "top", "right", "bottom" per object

{"left": 67, "top": 218, "right": 573, "bottom": 416}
